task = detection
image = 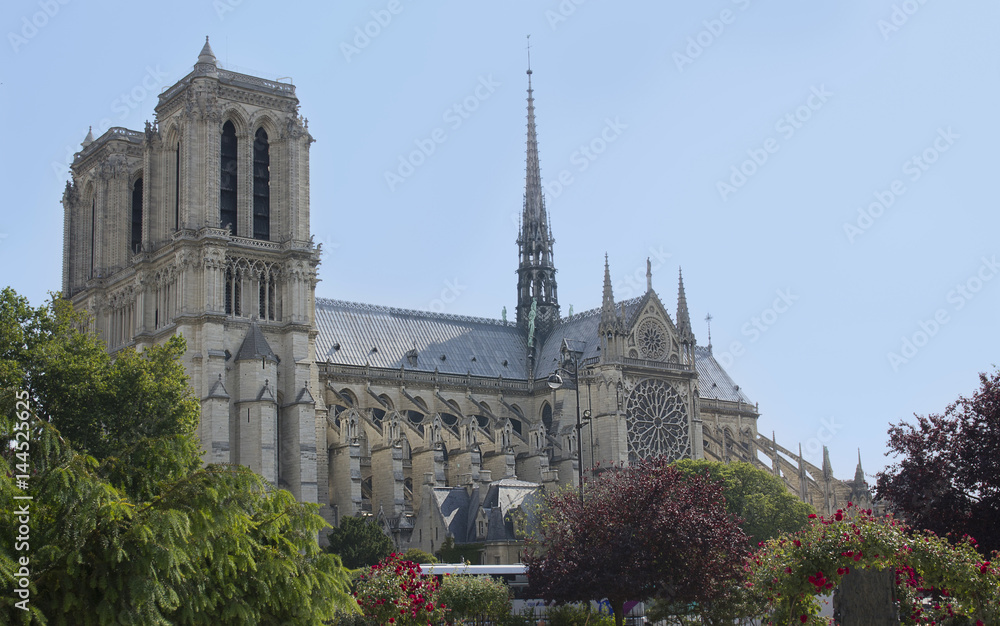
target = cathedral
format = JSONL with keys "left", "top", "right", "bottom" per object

{"left": 60, "top": 40, "right": 869, "bottom": 563}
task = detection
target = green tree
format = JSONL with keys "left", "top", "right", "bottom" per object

{"left": 0, "top": 289, "right": 355, "bottom": 624}
{"left": 325, "top": 515, "right": 394, "bottom": 569}
{"left": 673, "top": 459, "right": 815, "bottom": 546}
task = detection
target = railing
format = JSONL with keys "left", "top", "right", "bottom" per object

{"left": 318, "top": 363, "right": 532, "bottom": 393}
{"left": 231, "top": 235, "right": 282, "bottom": 251}
{"left": 218, "top": 69, "right": 295, "bottom": 95}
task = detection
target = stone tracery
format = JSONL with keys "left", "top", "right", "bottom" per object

{"left": 626, "top": 378, "right": 691, "bottom": 463}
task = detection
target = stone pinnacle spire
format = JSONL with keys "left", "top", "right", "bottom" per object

{"left": 516, "top": 46, "right": 559, "bottom": 343}
{"left": 195, "top": 36, "right": 219, "bottom": 77}
{"left": 198, "top": 36, "right": 217, "bottom": 65}
{"left": 855, "top": 449, "right": 866, "bottom": 485}
{"left": 521, "top": 58, "right": 547, "bottom": 244}
{"left": 601, "top": 254, "right": 617, "bottom": 328}
{"left": 676, "top": 267, "right": 694, "bottom": 344}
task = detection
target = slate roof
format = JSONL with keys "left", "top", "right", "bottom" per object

{"left": 694, "top": 346, "right": 754, "bottom": 404}
{"left": 535, "top": 297, "right": 645, "bottom": 367}
{"left": 235, "top": 321, "right": 278, "bottom": 363}
{"left": 432, "top": 486, "right": 477, "bottom": 543}
{"left": 429, "top": 478, "right": 541, "bottom": 544}
{"left": 313, "top": 297, "right": 754, "bottom": 406}
{"left": 315, "top": 298, "right": 528, "bottom": 378}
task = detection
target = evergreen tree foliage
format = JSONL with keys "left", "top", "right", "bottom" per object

{"left": 324, "top": 515, "right": 395, "bottom": 570}
{"left": 0, "top": 289, "right": 354, "bottom": 624}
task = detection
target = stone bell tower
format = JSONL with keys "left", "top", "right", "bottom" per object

{"left": 61, "top": 38, "right": 327, "bottom": 507}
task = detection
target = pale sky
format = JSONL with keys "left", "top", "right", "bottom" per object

{"left": 2, "top": 0, "right": 998, "bottom": 483}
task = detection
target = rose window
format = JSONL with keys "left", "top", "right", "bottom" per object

{"left": 636, "top": 318, "right": 667, "bottom": 360}
{"left": 625, "top": 378, "right": 690, "bottom": 463}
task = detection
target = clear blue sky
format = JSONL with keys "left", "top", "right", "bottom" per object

{"left": 2, "top": 0, "right": 998, "bottom": 483}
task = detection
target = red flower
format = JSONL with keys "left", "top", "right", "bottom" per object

{"left": 800, "top": 615, "right": 808, "bottom": 623}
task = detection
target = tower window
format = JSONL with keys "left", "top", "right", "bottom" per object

{"left": 225, "top": 266, "right": 242, "bottom": 317}
{"left": 174, "top": 141, "right": 180, "bottom": 231}
{"left": 131, "top": 178, "right": 143, "bottom": 254}
{"left": 253, "top": 128, "right": 270, "bottom": 240}
{"left": 220, "top": 121, "right": 237, "bottom": 233}
{"left": 90, "top": 197, "right": 96, "bottom": 277}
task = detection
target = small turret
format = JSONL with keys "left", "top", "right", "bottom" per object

{"left": 194, "top": 36, "right": 218, "bottom": 77}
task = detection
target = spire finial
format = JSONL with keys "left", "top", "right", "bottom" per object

{"left": 526, "top": 34, "right": 532, "bottom": 72}
{"left": 197, "top": 35, "right": 217, "bottom": 69}
{"left": 646, "top": 258, "right": 652, "bottom": 292}
{"left": 705, "top": 312, "right": 713, "bottom": 351}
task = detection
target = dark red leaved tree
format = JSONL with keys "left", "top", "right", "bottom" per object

{"left": 523, "top": 457, "right": 749, "bottom": 626}
{"left": 876, "top": 369, "right": 1000, "bottom": 556}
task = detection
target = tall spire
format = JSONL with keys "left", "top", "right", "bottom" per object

{"left": 516, "top": 40, "right": 559, "bottom": 343}
{"left": 676, "top": 267, "right": 694, "bottom": 345}
{"left": 854, "top": 449, "right": 866, "bottom": 485}
{"left": 601, "top": 254, "right": 617, "bottom": 327}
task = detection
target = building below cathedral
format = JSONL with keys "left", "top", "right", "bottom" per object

{"left": 60, "top": 39, "right": 870, "bottom": 562}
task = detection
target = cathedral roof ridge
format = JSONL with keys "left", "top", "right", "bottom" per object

{"left": 558, "top": 294, "right": 644, "bottom": 324}
{"left": 315, "top": 297, "right": 514, "bottom": 328}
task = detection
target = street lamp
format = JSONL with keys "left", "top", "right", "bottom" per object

{"left": 547, "top": 340, "right": 587, "bottom": 502}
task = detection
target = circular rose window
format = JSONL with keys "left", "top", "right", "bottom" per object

{"left": 625, "top": 378, "right": 690, "bottom": 463}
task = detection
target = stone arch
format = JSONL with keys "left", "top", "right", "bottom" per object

{"left": 540, "top": 401, "right": 553, "bottom": 433}
{"left": 378, "top": 394, "right": 394, "bottom": 411}
{"left": 249, "top": 112, "right": 281, "bottom": 141}
{"left": 220, "top": 105, "right": 251, "bottom": 136}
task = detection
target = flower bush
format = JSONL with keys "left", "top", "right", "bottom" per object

{"left": 354, "top": 553, "right": 447, "bottom": 625}
{"left": 747, "top": 503, "right": 1000, "bottom": 625}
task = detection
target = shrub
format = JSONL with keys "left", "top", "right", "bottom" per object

{"left": 354, "top": 553, "right": 447, "bottom": 625}
{"left": 436, "top": 573, "right": 511, "bottom": 623}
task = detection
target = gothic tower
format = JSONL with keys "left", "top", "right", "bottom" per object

{"left": 61, "top": 38, "right": 327, "bottom": 508}
{"left": 515, "top": 64, "right": 559, "bottom": 352}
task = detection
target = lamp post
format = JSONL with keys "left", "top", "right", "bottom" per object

{"left": 547, "top": 340, "right": 587, "bottom": 502}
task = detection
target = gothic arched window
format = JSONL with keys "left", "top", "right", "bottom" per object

{"left": 130, "top": 177, "right": 143, "bottom": 254}
{"left": 541, "top": 402, "right": 553, "bottom": 434}
{"left": 252, "top": 128, "right": 270, "bottom": 240}
{"left": 174, "top": 141, "right": 180, "bottom": 231}
{"left": 90, "top": 197, "right": 96, "bottom": 277}
{"left": 220, "top": 121, "right": 238, "bottom": 233}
